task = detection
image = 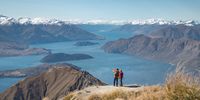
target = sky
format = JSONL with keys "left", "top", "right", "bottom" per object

{"left": 0, "top": 0, "right": 200, "bottom": 21}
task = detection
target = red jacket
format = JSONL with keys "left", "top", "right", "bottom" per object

{"left": 119, "top": 72, "right": 123, "bottom": 79}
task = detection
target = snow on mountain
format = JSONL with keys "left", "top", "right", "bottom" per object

{"left": 79, "top": 19, "right": 127, "bottom": 25}
{"left": 31, "top": 18, "right": 67, "bottom": 25}
{"left": 129, "top": 19, "right": 171, "bottom": 25}
{"left": 18, "top": 17, "right": 31, "bottom": 24}
{"left": 0, "top": 15, "right": 16, "bottom": 25}
{"left": 0, "top": 15, "right": 199, "bottom": 26}
{"left": 129, "top": 19, "right": 199, "bottom": 26}
{"left": 0, "top": 15, "right": 65, "bottom": 25}
{"left": 18, "top": 17, "right": 65, "bottom": 25}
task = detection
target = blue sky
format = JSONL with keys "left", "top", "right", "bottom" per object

{"left": 0, "top": 0, "right": 199, "bottom": 20}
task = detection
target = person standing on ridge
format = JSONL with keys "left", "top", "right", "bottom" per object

{"left": 119, "top": 69, "right": 124, "bottom": 86}
{"left": 113, "top": 68, "right": 119, "bottom": 86}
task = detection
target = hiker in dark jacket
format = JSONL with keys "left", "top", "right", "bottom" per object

{"left": 113, "top": 68, "right": 119, "bottom": 86}
{"left": 119, "top": 69, "right": 124, "bottom": 86}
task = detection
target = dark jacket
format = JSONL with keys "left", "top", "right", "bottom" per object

{"left": 114, "top": 70, "right": 119, "bottom": 78}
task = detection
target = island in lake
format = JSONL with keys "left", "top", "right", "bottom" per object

{"left": 40, "top": 53, "right": 93, "bottom": 63}
{"left": 0, "top": 42, "right": 51, "bottom": 57}
{"left": 74, "top": 41, "right": 99, "bottom": 46}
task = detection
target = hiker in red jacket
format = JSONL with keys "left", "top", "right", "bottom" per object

{"left": 119, "top": 69, "right": 124, "bottom": 86}
{"left": 113, "top": 68, "right": 119, "bottom": 86}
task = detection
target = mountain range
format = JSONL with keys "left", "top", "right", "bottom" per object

{"left": 0, "top": 15, "right": 199, "bottom": 26}
{"left": 0, "top": 23, "right": 102, "bottom": 44}
{"left": 0, "top": 15, "right": 103, "bottom": 56}
{"left": 103, "top": 25, "right": 200, "bottom": 72}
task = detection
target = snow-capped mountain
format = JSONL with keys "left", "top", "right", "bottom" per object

{"left": 0, "top": 15, "right": 199, "bottom": 26}
{"left": 128, "top": 19, "right": 199, "bottom": 26}
{"left": 0, "top": 15, "right": 66, "bottom": 25}
{"left": 0, "top": 15, "right": 16, "bottom": 25}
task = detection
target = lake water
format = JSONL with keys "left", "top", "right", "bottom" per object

{"left": 0, "top": 26, "right": 174, "bottom": 92}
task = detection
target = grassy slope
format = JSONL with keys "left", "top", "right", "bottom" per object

{"left": 63, "top": 69, "right": 200, "bottom": 100}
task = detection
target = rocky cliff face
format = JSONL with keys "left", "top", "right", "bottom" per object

{"left": 103, "top": 31, "right": 200, "bottom": 71}
{"left": 0, "top": 63, "right": 105, "bottom": 100}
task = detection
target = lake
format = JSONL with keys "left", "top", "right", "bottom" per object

{"left": 0, "top": 27, "right": 173, "bottom": 92}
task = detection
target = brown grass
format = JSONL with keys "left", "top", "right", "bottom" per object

{"left": 64, "top": 93, "right": 75, "bottom": 100}
{"left": 88, "top": 86, "right": 165, "bottom": 100}
{"left": 164, "top": 69, "right": 200, "bottom": 100}
{"left": 88, "top": 69, "right": 200, "bottom": 100}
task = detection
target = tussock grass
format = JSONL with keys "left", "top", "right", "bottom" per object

{"left": 42, "top": 97, "right": 50, "bottom": 100}
{"left": 88, "top": 69, "right": 200, "bottom": 100}
{"left": 88, "top": 86, "right": 164, "bottom": 100}
{"left": 64, "top": 93, "right": 75, "bottom": 100}
{"left": 164, "top": 69, "right": 200, "bottom": 100}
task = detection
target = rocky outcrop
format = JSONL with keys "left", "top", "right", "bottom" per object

{"left": 40, "top": 53, "right": 93, "bottom": 63}
{"left": 102, "top": 34, "right": 200, "bottom": 71}
{"left": 74, "top": 41, "right": 99, "bottom": 46}
{"left": 0, "top": 63, "right": 105, "bottom": 100}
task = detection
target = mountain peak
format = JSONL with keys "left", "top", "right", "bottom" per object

{"left": 0, "top": 63, "right": 105, "bottom": 100}
{"left": 128, "top": 19, "right": 199, "bottom": 26}
{"left": 0, "top": 15, "right": 16, "bottom": 25}
{"left": 0, "top": 14, "right": 199, "bottom": 26}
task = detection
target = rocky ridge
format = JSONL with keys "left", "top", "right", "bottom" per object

{"left": 0, "top": 63, "right": 105, "bottom": 100}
